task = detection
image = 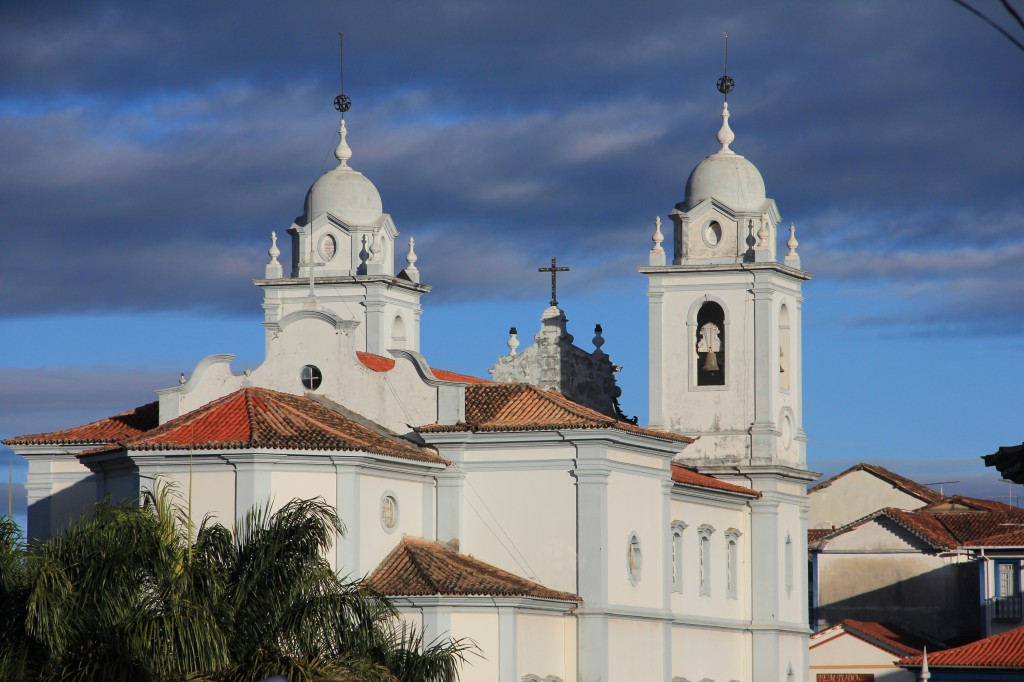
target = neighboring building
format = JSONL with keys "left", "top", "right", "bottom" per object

{"left": 809, "top": 619, "right": 935, "bottom": 682}
{"left": 899, "top": 625, "right": 1024, "bottom": 681}
{"left": 808, "top": 464, "right": 942, "bottom": 532}
{"left": 5, "top": 84, "right": 814, "bottom": 681}
{"left": 811, "top": 506, "right": 1024, "bottom": 644}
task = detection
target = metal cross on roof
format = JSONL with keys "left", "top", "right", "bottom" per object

{"left": 538, "top": 256, "right": 570, "bottom": 307}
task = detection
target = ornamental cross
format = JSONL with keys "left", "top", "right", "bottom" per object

{"left": 538, "top": 256, "right": 570, "bottom": 307}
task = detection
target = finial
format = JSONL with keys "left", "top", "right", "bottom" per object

{"left": 179, "top": 372, "right": 186, "bottom": 385}
{"left": 335, "top": 119, "right": 352, "bottom": 167}
{"left": 333, "top": 33, "right": 351, "bottom": 118}
{"left": 920, "top": 647, "right": 930, "bottom": 682}
{"left": 717, "top": 102, "right": 735, "bottom": 153}
{"left": 244, "top": 368, "right": 252, "bottom": 377}
{"left": 785, "top": 222, "right": 801, "bottom": 268}
{"left": 651, "top": 216, "right": 664, "bottom": 253}
{"left": 507, "top": 327, "right": 520, "bottom": 355}
{"left": 403, "top": 236, "right": 420, "bottom": 282}
{"left": 757, "top": 220, "right": 769, "bottom": 247}
{"left": 268, "top": 231, "right": 280, "bottom": 264}
{"left": 593, "top": 324, "right": 605, "bottom": 353}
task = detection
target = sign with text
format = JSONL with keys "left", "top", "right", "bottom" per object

{"left": 817, "top": 675, "right": 874, "bottom": 682}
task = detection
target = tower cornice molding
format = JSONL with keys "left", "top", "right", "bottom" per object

{"left": 639, "top": 262, "right": 812, "bottom": 280}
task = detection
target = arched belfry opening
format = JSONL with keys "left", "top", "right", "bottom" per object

{"left": 696, "top": 301, "right": 725, "bottom": 386}
{"left": 391, "top": 314, "right": 406, "bottom": 350}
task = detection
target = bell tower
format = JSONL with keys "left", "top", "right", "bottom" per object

{"left": 641, "top": 63, "right": 817, "bottom": 682}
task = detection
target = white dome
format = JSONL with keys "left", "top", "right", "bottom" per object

{"left": 304, "top": 166, "right": 383, "bottom": 225}
{"left": 683, "top": 152, "right": 766, "bottom": 213}
{"left": 303, "top": 118, "right": 384, "bottom": 225}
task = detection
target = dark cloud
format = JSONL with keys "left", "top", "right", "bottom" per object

{"left": 0, "top": 0, "right": 1022, "bottom": 335}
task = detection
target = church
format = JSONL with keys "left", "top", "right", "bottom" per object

{"left": 6, "top": 78, "right": 815, "bottom": 682}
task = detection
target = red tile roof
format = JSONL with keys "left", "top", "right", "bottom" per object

{"left": 922, "top": 495, "right": 1018, "bottom": 513}
{"left": 809, "top": 463, "right": 943, "bottom": 503}
{"left": 671, "top": 464, "right": 759, "bottom": 497}
{"left": 900, "top": 625, "right": 1024, "bottom": 669}
{"left": 808, "top": 528, "right": 833, "bottom": 548}
{"left": 417, "top": 383, "right": 693, "bottom": 444}
{"left": 3, "top": 401, "right": 159, "bottom": 446}
{"left": 819, "top": 507, "right": 1024, "bottom": 550}
{"left": 367, "top": 536, "right": 581, "bottom": 602}
{"left": 83, "top": 388, "right": 444, "bottom": 464}
{"left": 356, "top": 351, "right": 490, "bottom": 383}
{"left": 834, "top": 619, "right": 930, "bottom": 657}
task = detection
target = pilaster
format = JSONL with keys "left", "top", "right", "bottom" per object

{"left": 576, "top": 443, "right": 610, "bottom": 682}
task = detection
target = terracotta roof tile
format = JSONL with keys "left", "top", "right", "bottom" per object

{"left": 3, "top": 401, "right": 159, "bottom": 446}
{"left": 808, "top": 528, "right": 833, "bottom": 548}
{"left": 367, "top": 536, "right": 581, "bottom": 602}
{"left": 83, "top": 388, "right": 444, "bottom": 464}
{"left": 921, "top": 495, "right": 1018, "bottom": 512}
{"left": 809, "top": 463, "right": 943, "bottom": 503}
{"left": 671, "top": 464, "right": 759, "bottom": 497}
{"left": 356, "top": 351, "right": 490, "bottom": 383}
{"left": 818, "top": 507, "right": 1024, "bottom": 550}
{"left": 836, "top": 619, "right": 931, "bottom": 657}
{"left": 417, "top": 383, "right": 693, "bottom": 444}
{"left": 900, "top": 625, "right": 1024, "bottom": 669}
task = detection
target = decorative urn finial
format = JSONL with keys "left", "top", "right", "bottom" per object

{"left": 335, "top": 119, "right": 353, "bottom": 167}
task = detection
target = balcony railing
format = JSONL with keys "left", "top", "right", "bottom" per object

{"left": 989, "top": 594, "right": 1022, "bottom": 622}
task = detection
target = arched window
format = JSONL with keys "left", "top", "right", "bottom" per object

{"left": 671, "top": 521, "right": 687, "bottom": 593}
{"left": 698, "top": 524, "right": 715, "bottom": 596}
{"left": 391, "top": 314, "right": 406, "bottom": 350}
{"left": 779, "top": 303, "right": 790, "bottom": 391}
{"left": 627, "top": 532, "right": 643, "bottom": 586}
{"left": 725, "top": 528, "right": 741, "bottom": 599}
{"left": 696, "top": 301, "right": 725, "bottom": 386}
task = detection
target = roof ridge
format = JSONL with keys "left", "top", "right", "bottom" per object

{"left": 266, "top": 391, "right": 400, "bottom": 455}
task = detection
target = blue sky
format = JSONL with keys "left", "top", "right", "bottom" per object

{"left": 3, "top": 1, "right": 1024, "bottom": 531}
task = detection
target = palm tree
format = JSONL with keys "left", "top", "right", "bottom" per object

{"left": 0, "top": 483, "right": 474, "bottom": 682}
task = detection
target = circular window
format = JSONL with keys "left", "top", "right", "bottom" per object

{"left": 380, "top": 492, "right": 399, "bottom": 532}
{"left": 320, "top": 234, "right": 337, "bottom": 261}
{"left": 299, "top": 365, "right": 322, "bottom": 390}
{"left": 703, "top": 221, "right": 723, "bottom": 248}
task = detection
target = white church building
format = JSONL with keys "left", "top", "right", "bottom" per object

{"left": 6, "top": 85, "right": 816, "bottom": 682}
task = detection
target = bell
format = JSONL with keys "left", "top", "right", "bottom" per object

{"left": 702, "top": 350, "right": 719, "bottom": 372}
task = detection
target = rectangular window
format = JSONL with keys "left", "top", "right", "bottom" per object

{"left": 997, "top": 561, "right": 1020, "bottom": 597}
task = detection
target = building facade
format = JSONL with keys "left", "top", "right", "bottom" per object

{"left": 7, "top": 89, "right": 814, "bottom": 682}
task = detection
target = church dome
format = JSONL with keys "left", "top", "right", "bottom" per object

{"left": 303, "top": 119, "right": 384, "bottom": 225}
{"left": 683, "top": 152, "right": 766, "bottom": 213}
{"left": 681, "top": 101, "right": 766, "bottom": 213}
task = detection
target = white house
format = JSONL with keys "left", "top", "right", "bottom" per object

{"left": 6, "top": 83, "right": 815, "bottom": 682}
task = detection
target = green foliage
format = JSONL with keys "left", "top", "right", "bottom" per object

{"left": 0, "top": 483, "right": 475, "bottom": 682}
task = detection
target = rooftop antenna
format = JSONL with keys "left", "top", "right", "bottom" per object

{"left": 924, "top": 480, "right": 960, "bottom": 498}
{"left": 716, "top": 32, "right": 735, "bottom": 101}
{"left": 333, "top": 32, "right": 351, "bottom": 118}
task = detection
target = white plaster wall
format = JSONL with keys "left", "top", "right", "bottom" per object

{"left": 451, "top": 612, "right": 500, "bottom": 682}
{"left": 608, "top": 618, "right": 664, "bottom": 681}
{"left": 166, "top": 313, "right": 442, "bottom": 437}
{"left": 461, "top": 467, "right": 576, "bottom": 593}
{"left": 810, "top": 632, "right": 913, "bottom": 682}
{"left": 607, "top": 471, "right": 664, "bottom": 608}
{"left": 356, "top": 474, "right": 424, "bottom": 576}
{"left": 669, "top": 495, "right": 749, "bottom": 621}
{"left": 516, "top": 613, "right": 575, "bottom": 681}
{"left": 672, "top": 625, "right": 748, "bottom": 682}
{"left": 157, "top": 469, "right": 236, "bottom": 527}
{"left": 808, "top": 470, "right": 929, "bottom": 529}
{"left": 778, "top": 499, "right": 806, "bottom": 625}
{"left": 270, "top": 469, "right": 338, "bottom": 569}
{"left": 49, "top": 476, "right": 97, "bottom": 532}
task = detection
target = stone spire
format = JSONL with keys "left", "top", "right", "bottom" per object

{"left": 265, "top": 231, "right": 282, "bottom": 279}
{"left": 785, "top": 222, "right": 801, "bottom": 268}
{"left": 402, "top": 237, "right": 420, "bottom": 283}
{"left": 649, "top": 216, "right": 666, "bottom": 266}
